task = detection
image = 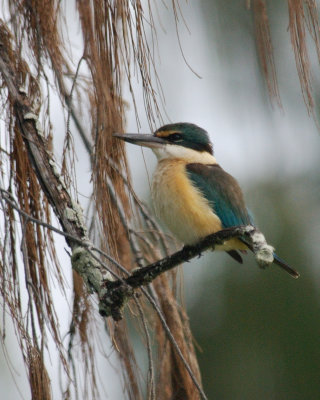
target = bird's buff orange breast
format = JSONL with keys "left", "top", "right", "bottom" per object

{"left": 151, "top": 159, "right": 247, "bottom": 251}
{"left": 151, "top": 159, "right": 223, "bottom": 245}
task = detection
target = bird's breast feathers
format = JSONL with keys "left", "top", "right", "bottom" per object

{"left": 152, "top": 158, "right": 248, "bottom": 251}
{"left": 151, "top": 159, "right": 220, "bottom": 245}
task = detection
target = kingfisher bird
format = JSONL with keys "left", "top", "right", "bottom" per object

{"left": 114, "top": 123, "right": 299, "bottom": 278}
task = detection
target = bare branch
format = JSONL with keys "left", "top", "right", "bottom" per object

{"left": 99, "top": 225, "right": 275, "bottom": 321}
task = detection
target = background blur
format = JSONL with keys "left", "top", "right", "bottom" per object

{"left": 1, "top": 1, "right": 320, "bottom": 399}
{"left": 125, "top": 1, "right": 320, "bottom": 399}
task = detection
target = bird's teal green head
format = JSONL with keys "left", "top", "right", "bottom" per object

{"left": 154, "top": 123, "right": 213, "bottom": 154}
{"left": 113, "top": 123, "right": 213, "bottom": 157}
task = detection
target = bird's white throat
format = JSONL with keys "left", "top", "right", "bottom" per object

{"left": 152, "top": 144, "right": 217, "bottom": 164}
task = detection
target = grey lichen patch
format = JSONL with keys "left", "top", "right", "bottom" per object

{"left": 243, "top": 225, "right": 256, "bottom": 235}
{"left": 250, "top": 230, "right": 274, "bottom": 268}
{"left": 48, "top": 159, "right": 68, "bottom": 191}
{"left": 64, "top": 200, "right": 88, "bottom": 237}
{"left": 46, "top": 155, "right": 87, "bottom": 238}
{"left": 71, "top": 246, "right": 113, "bottom": 294}
{"left": 24, "top": 112, "right": 38, "bottom": 120}
{"left": 255, "top": 246, "right": 274, "bottom": 268}
{"left": 65, "top": 207, "right": 77, "bottom": 221}
{"left": 48, "top": 159, "right": 60, "bottom": 176}
{"left": 71, "top": 200, "right": 87, "bottom": 229}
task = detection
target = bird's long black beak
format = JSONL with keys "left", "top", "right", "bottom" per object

{"left": 113, "top": 133, "right": 166, "bottom": 149}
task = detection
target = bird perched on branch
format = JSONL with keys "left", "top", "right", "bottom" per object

{"left": 114, "top": 123, "right": 299, "bottom": 278}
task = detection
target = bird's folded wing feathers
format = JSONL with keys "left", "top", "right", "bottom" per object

{"left": 186, "top": 163, "right": 252, "bottom": 228}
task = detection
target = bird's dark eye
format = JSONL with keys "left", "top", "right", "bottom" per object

{"left": 168, "top": 133, "right": 183, "bottom": 142}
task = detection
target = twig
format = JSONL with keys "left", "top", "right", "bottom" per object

{"left": 134, "top": 296, "right": 155, "bottom": 400}
{"left": 106, "top": 177, "right": 145, "bottom": 267}
{"left": 99, "top": 226, "right": 261, "bottom": 320}
{"left": 142, "top": 288, "right": 208, "bottom": 400}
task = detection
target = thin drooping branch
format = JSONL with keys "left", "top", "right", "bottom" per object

{"left": 0, "top": 188, "right": 122, "bottom": 278}
{"left": 99, "top": 225, "right": 275, "bottom": 321}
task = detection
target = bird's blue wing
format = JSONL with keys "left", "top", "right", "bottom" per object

{"left": 186, "top": 163, "right": 299, "bottom": 277}
{"left": 186, "top": 163, "right": 252, "bottom": 228}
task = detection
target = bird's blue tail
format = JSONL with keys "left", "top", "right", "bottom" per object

{"left": 273, "top": 253, "right": 300, "bottom": 279}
